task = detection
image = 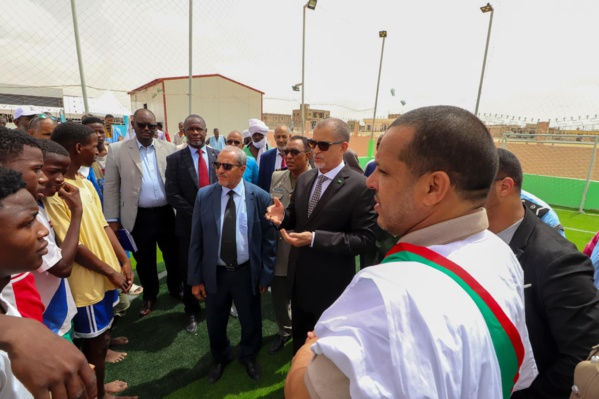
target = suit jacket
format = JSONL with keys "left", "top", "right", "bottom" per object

{"left": 165, "top": 146, "right": 220, "bottom": 237}
{"left": 257, "top": 148, "right": 285, "bottom": 192}
{"left": 104, "top": 138, "right": 178, "bottom": 232}
{"left": 280, "top": 165, "right": 376, "bottom": 315}
{"left": 509, "top": 207, "right": 599, "bottom": 399}
{"left": 270, "top": 167, "right": 310, "bottom": 276}
{"left": 187, "top": 181, "right": 276, "bottom": 295}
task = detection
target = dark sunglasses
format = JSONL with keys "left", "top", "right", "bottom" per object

{"left": 307, "top": 139, "right": 344, "bottom": 151}
{"left": 283, "top": 148, "right": 306, "bottom": 156}
{"left": 213, "top": 162, "right": 242, "bottom": 171}
{"left": 136, "top": 122, "right": 158, "bottom": 130}
{"left": 226, "top": 139, "right": 241, "bottom": 145}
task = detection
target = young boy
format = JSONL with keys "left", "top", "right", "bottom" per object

{"left": 35, "top": 139, "right": 81, "bottom": 340}
{"left": 0, "top": 165, "right": 49, "bottom": 398}
{"left": 45, "top": 122, "right": 137, "bottom": 399}
{"left": 0, "top": 129, "right": 47, "bottom": 321}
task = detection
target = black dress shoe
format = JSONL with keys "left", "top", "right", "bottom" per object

{"left": 243, "top": 359, "right": 262, "bottom": 381}
{"left": 185, "top": 314, "right": 198, "bottom": 334}
{"left": 139, "top": 299, "right": 154, "bottom": 317}
{"left": 269, "top": 334, "right": 292, "bottom": 354}
{"left": 207, "top": 362, "right": 228, "bottom": 384}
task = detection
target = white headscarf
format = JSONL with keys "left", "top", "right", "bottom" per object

{"left": 248, "top": 119, "right": 269, "bottom": 164}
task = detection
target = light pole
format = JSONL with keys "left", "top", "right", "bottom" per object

{"left": 369, "top": 30, "right": 387, "bottom": 158}
{"left": 292, "top": 83, "right": 302, "bottom": 132}
{"left": 301, "top": 0, "right": 317, "bottom": 136}
{"left": 475, "top": 3, "right": 494, "bottom": 116}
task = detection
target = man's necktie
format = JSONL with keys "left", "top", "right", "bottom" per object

{"left": 308, "top": 175, "right": 327, "bottom": 217}
{"left": 197, "top": 149, "right": 209, "bottom": 187}
{"left": 280, "top": 152, "right": 286, "bottom": 169}
{"left": 220, "top": 190, "right": 237, "bottom": 267}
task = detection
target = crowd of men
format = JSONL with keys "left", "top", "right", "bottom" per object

{"left": 0, "top": 104, "right": 598, "bottom": 399}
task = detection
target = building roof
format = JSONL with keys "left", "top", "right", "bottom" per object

{"left": 128, "top": 74, "right": 264, "bottom": 95}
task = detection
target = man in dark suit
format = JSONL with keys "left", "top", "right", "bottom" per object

{"left": 266, "top": 118, "right": 377, "bottom": 354}
{"left": 485, "top": 148, "right": 599, "bottom": 399}
{"left": 188, "top": 146, "right": 276, "bottom": 383}
{"left": 257, "top": 124, "right": 290, "bottom": 192}
{"left": 166, "top": 114, "right": 219, "bottom": 333}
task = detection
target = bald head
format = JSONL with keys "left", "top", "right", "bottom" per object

{"left": 226, "top": 130, "right": 244, "bottom": 149}
{"left": 274, "top": 125, "right": 290, "bottom": 151}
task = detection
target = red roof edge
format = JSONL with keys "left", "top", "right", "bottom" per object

{"left": 127, "top": 74, "right": 265, "bottom": 95}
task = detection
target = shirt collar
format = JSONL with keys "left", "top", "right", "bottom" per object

{"left": 222, "top": 180, "right": 245, "bottom": 198}
{"left": 399, "top": 208, "right": 489, "bottom": 247}
{"left": 136, "top": 138, "right": 155, "bottom": 149}
{"left": 188, "top": 144, "right": 205, "bottom": 155}
{"left": 318, "top": 161, "right": 345, "bottom": 180}
{"left": 496, "top": 218, "right": 524, "bottom": 244}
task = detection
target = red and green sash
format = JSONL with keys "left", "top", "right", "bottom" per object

{"left": 383, "top": 242, "right": 524, "bottom": 399}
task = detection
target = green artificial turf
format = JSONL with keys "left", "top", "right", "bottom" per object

{"left": 106, "top": 269, "right": 290, "bottom": 399}
{"left": 555, "top": 207, "right": 599, "bottom": 250}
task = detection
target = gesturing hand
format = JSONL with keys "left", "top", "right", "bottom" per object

{"left": 265, "top": 197, "right": 284, "bottom": 226}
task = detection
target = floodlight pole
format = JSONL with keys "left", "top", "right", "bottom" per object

{"left": 69, "top": 0, "right": 89, "bottom": 113}
{"left": 475, "top": 3, "right": 494, "bottom": 116}
{"left": 301, "top": 1, "right": 317, "bottom": 136}
{"left": 370, "top": 31, "right": 387, "bottom": 144}
{"left": 188, "top": 0, "right": 193, "bottom": 114}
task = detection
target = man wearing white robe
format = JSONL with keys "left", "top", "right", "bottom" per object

{"left": 285, "top": 105, "right": 537, "bottom": 399}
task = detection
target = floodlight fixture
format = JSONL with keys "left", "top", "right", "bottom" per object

{"left": 480, "top": 3, "right": 494, "bottom": 13}
{"left": 307, "top": 0, "right": 317, "bottom": 10}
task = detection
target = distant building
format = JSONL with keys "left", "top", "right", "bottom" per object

{"left": 0, "top": 84, "right": 64, "bottom": 126}
{"left": 362, "top": 115, "right": 398, "bottom": 133}
{"left": 292, "top": 104, "right": 330, "bottom": 132}
{"left": 263, "top": 113, "right": 291, "bottom": 130}
{"left": 129, "top": 74, "right": 263, "bottom": 135}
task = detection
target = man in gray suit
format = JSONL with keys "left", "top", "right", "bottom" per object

{"left": 104, "top": 108, "right": 180, "bottom": 317}
{"left": 268, "top": 135, "right": 311, "bottom": 354}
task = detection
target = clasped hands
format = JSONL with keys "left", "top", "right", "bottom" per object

{"left": 265, "top": 198, "right": 312, "bottom": 248}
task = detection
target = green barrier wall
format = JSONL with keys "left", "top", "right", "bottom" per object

{"left": 356, "top": 156, "right": 599, "bottom": 211}
{"left": 523, "top": 174, "right": 599, "bottom": 211}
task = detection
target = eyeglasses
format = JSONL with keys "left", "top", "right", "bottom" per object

{"left": 226, "top": 140, "right": 241, "bottom": 145}
{"left": 283, "top": 148, "right": 306, "bottom": 156}
{"left": 136, "top": 122, "right": 158, "bottom": 130}
{"left": 213, "top": 162, "right": 242, "bottom": 171}
{"left": 307, "top": 139, "right": 344, "bottom": 151}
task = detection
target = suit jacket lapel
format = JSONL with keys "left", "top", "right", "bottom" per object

{"left": 182, "top": 148, "right": 199, "bottom": 189}
{"left": 212, "top": 185, "right": 223, "bottom": 238}
{"left": 127, "top": 139, "right": 142, "bottom": 173}
{"left": 245, "top": 182, "right": 256, "bottom": 227}
{"left": 508, "top": 207, "right": 536, "bottom": 262}
{"left": 307, "top": 166, "right": 348, "bottom": 221}
{"left": 154, "top": 140, "right": 168, "bottom": 181}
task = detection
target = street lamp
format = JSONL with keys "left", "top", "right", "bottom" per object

{"left": 369, "top": 30, "right": 387, "bottom": 159}
{"left": 475, "top": 3, "right": 494, "bottom": 116}
{"left": 301, "top": 0, "right": 317, "bottom": 135}
{"left": 292, "top": 83, "right": 302, "bottom": 92}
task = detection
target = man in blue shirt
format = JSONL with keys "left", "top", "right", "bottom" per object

{"left": 208, "top": 128, "right": 226, "bottom": 151}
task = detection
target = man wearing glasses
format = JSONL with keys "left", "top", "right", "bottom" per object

{"left": 188, "top": 146, "right": 275, "bottom": 383}
{"left": 268, "top": 135, "right": 312, "bottom": 354}
{"left": 266, "top": 118, "right": 377, "bottom": 354}
{"left": 104, "top": 108, "right": 181, "bottom": 318}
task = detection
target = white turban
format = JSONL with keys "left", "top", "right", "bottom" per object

{"left": 248, "top": 118, "right": 268, "bottom": 135}
{"left": 242, "top": 129, "right": 251, "bottom": 139}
